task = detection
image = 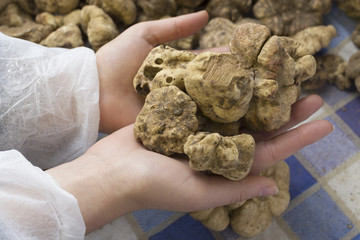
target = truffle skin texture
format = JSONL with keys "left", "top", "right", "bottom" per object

{"left": 346, "top": 50, "right": 360, "bottom": 92}
{"left": 244, "top": 36, "right": 316, "bottom": 132}
{"left": 80, "top": 5, "right": 119, "bottom": 51}
{"left": 134, "top": 45, "right": 196, "bottom": 97}
{"left": 0, "top": 3, "right": 33, "bottom": 27}
{"left": 253, "top": 0, "right": 332, "bottom": 35}
{"left": 175, "top": 0, "right": 204, "bottom": 8}
{"left": 291, "top": 25, "right": 337, "bottom": 55}
{"left": 40, "top": 23, "right": 84, "bottom": 48}
{"left": 87, "top": 0, "right": 137, "bottom": 25}
{"left": 184, "top": 132, "right": 255, "bottom": 181}
{"left": 185, "top": 52, "right": 254, "bottom": 123}
{"left": 352, "top": 24, "right": 360, "bottom": 48}
{"left": 199, "top": 17, "right": 236, "bottom": 49}
{"left": 315, "top": 54, "right": 350, "bottom": 90}
{"left": 335, "top": 0, "right": 360, "bottom": 18}
{"left": 230, "top": 161, "right": 290, "bottom": 237}
{"left": 0, "top": 21, "right": 53, "bottom": 43}
{"left": 229, "top": 22, "right": 271, "bottom": 69}
{"left": 196, "top": 112, "right": 241, "bottom": 137}
{"left": 137, "top": 0, "right": 177, "bottom": 19}
{"left": 34, "top": 0, "right": 79, "bottom": 14}
{"left": 134, "top": 86, "right": 198, "bottom": 156}
{"left": 206, "top": 0, "right": 253, "bottom": 21}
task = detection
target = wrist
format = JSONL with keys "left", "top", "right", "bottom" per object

{"left": 46, "top": 152, "right": 132, "bottom": 233}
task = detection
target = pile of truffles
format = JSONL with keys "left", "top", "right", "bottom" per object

{"left": 0, "top": 0, "right": 336, "bottom": 51}
{"left": 133, "top": 23, "right": 316, "bottom": 236}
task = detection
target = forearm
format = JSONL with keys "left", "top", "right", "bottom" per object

{"left": 46, "top": 152, "right": 133, "bottom": 234}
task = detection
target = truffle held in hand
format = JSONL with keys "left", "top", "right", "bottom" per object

{"left": 134, "top": 23, "right": 316, "bottom": 182}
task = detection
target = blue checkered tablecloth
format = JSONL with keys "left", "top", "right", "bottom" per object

{"left": 87, "top": 4, "right": 360, "bottom": 240}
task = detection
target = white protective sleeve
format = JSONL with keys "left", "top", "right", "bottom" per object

{"left": 0, "top": 150, "right": 86, "bottom": 240}
{"left": 0, "top": 32, "right": 100, "bottom": 169}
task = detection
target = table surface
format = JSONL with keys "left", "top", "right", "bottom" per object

{"left": 86, "top": 4, "right": 360, "bottom": 240}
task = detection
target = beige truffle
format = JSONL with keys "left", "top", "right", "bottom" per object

{"left": 134, "top": 86, "right": 198, "bottom": 156}
{"left": 196, "top": 112, "right": 241, "bottom": 137}
{"left": 199, "top": 17, "right": 236, "bottom": 49}
{"left": 335, "top": 0, "right": 360, "bottom": 18}
{"left": 81, "top": 5, "right": 119, "bottom": 51}
{"left": 87, "top": 0, "right": 137, "bottom": 25}
{"left": 291, "top": 25, "right": 337, "bottom": 55}
{"left": 185, "top": 52, "right": 254, "bottom": 123}
{"left": 0, "top": 20, "right": 53, "bottom": 43}
{"left": 244, "top": 35, "right": 316, "bottom": 132}
{"left": 352, "top": 23, "right": 360, "bottom": 48}
{"left": 231, "top": 161, "right": 290, "bottom": 237}
{"left": 137, "top": 0, "right": 177, "bottom": 19}
{"left": 134, "top": 45, "right": 196, "bottom": 96}
{"left": 184, "top": 132, "right": 255, "bottom": 180}
{"left": 40, "top": 23, "right": 83, "bottom": 48}
{"left": 34, "top": 0, "right": 79, "bottom": 14}
{"left": 346, "top": 50, "right": 360, "bottom": 92}
{"left": 175, "top": 0, "right": 204, "bottom": 8}
{"left": 253, "top": 0, "right": 332, "bottom": 35}
{"left": 190, "top": 201, "right": 246, "bottom": 232}
{"left": 191, "top": 161, "right": 289, "bottom": 237}
{"left": 133, "top": 23, "right": 316, "bottom": 133}
{"left": 206, "top": 0, "right": 252, "bottom": 21}
{"left": 0, "top": 3, "right": 32, "bottom": 27}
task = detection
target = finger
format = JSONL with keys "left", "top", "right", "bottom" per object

{"left": 187, "top": 175, "right": 278, "bottom": 211}
{"left": 251, "top": 94, "right": 324, "bottom": 142}
{"left": 130, "top": 10, "right": 209, "bottom": 46}
{"left": 250, "top": 119, "right": 333, "bottom": 174}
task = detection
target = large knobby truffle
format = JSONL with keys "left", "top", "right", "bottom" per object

{"left": 243, "top": 34, "right": 316, "bottom": 132}
{"left": 184, "top": 132, "right": 255, "bottom": 180}
{"left": 185, "top": 52, "right": 254, "bottom": 123}
{"left": 134, "top": 86, "right": 198, "bottom": 156}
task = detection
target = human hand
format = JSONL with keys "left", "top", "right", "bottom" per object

{"left": 96, "top": 11, "right": 209, "bottom": 133}
{"left": 47, "top": 94, "right": 333, "bottom": 233}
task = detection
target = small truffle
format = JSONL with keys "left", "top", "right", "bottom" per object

{"left": 335, "top": 0, "right": 360, "bottom": 18}
{"left": 231, "top": 161, "right": 290, "bottom": 237}
{"left": 133, "top": 45, "right": 196, "bottom": 96}
{"left": 346, "top": 50, "right": 360, "bottom": 92}
{"left": 184, "top": 132, "right": 255, "bottom": 180}
{"left": 40, "top": 23, "right": 84, "bottom": 48}
{"left": 137, "top": 0, "right": 177, "bottom": 19}
{"left": 352, "top": 23, "right": 360, "bottom": 48}
{"left": 199, "top": 17, "right": 236, "bottom": 49}
{"left": 0, "top": 3, "right": 32, "bottom": 27}
{"left": 206, "top": 0, "right": 252, "bottom": 21}
{"left": 291, "top": 25, "right": 337, "bottom": 55}
{"left": 253, "top": 0, "right": 332, "bottom": 35}
{"left": 87, "top": 0, "right": 137, "bottom": 25}
{"left": 80, "top": 5, "right": 119, "bottom": 51}
{"left": 34, "top": 0, "right": 79, "bottom": 14}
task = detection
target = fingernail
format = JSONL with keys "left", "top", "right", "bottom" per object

{"left": 259, "top": 186, "right": 279, "bottom": 197}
